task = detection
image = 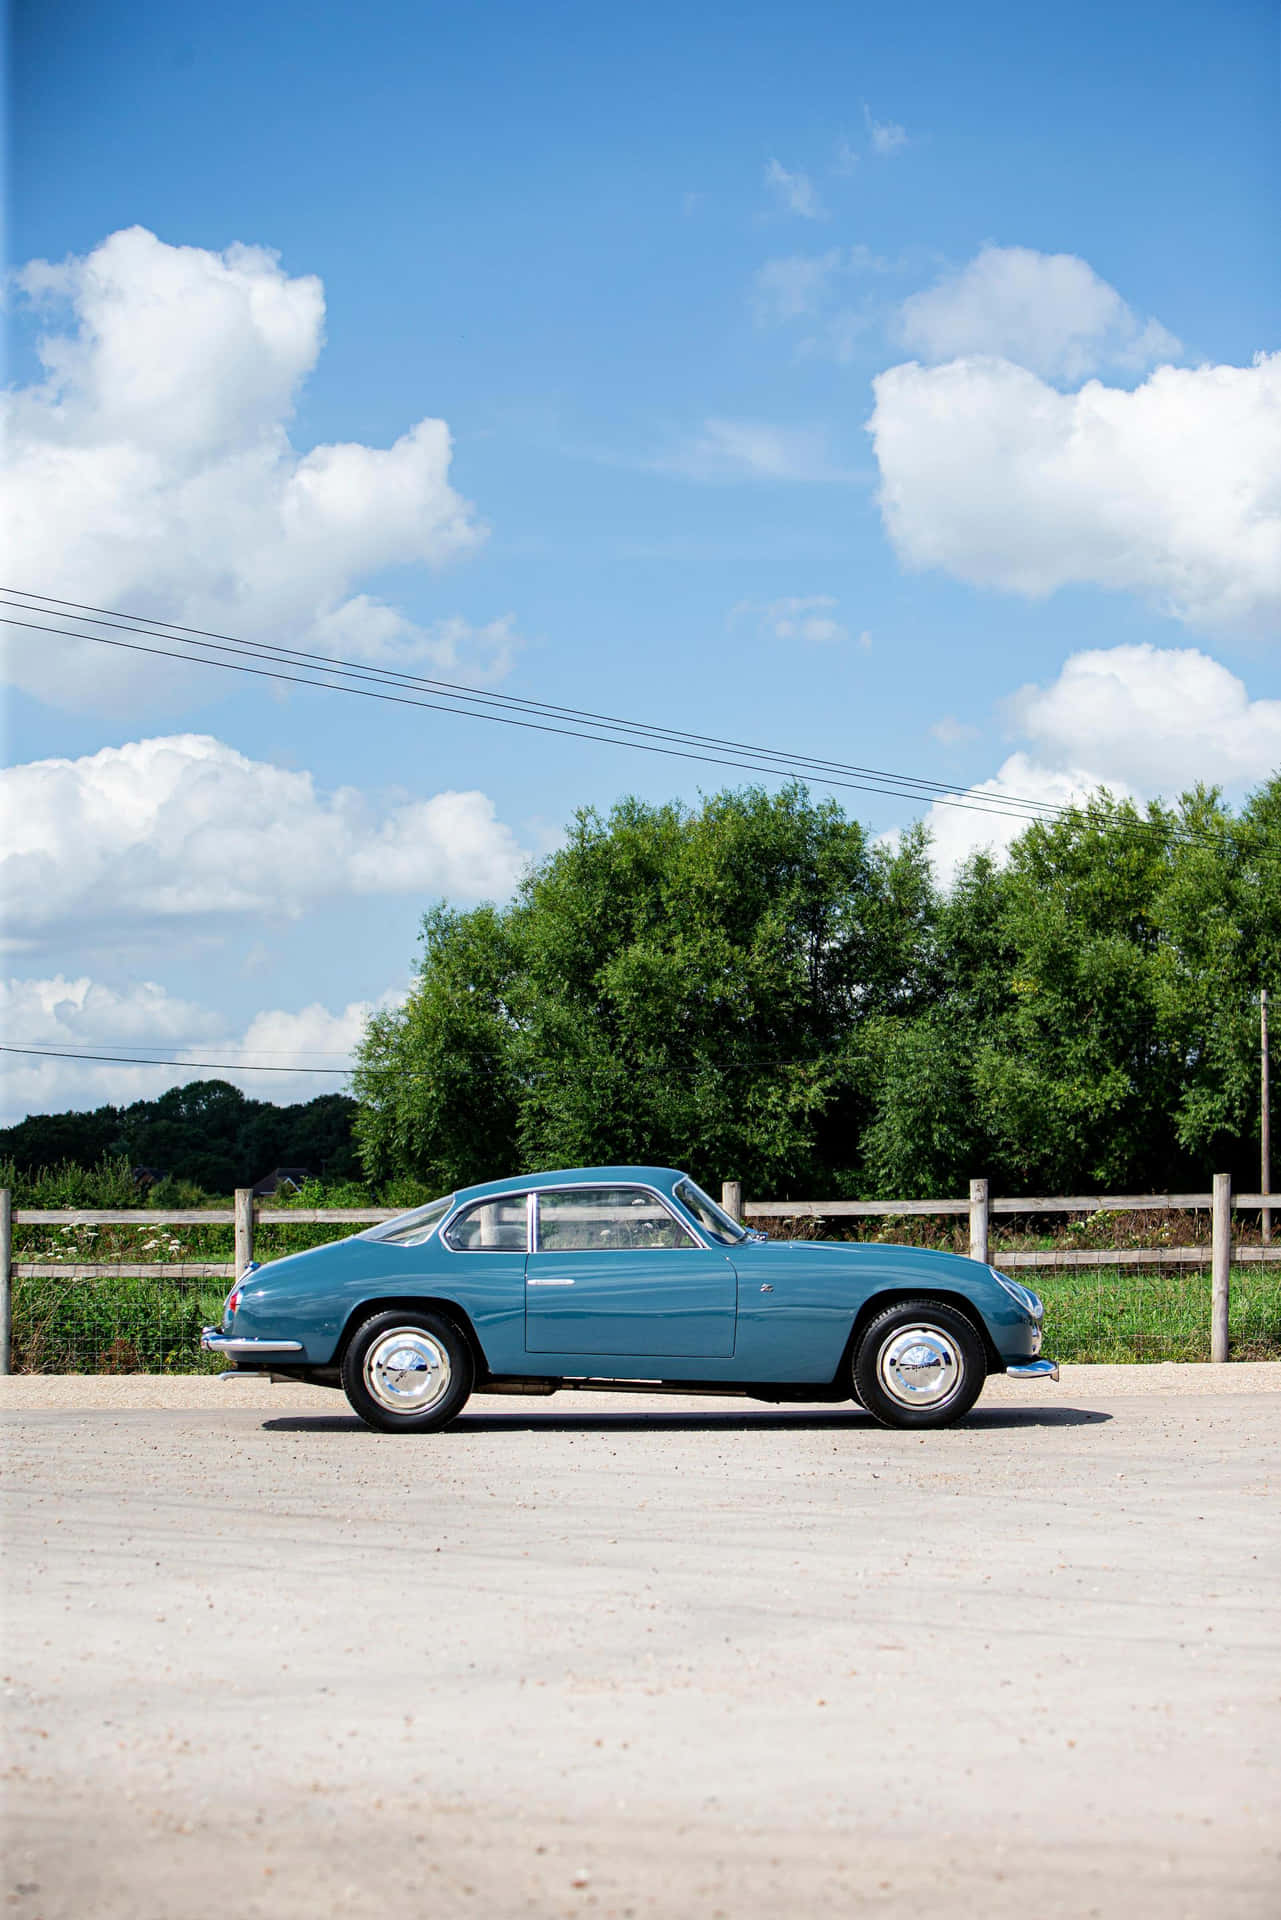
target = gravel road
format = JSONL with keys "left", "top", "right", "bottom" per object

{"left": 3, "top": 1367, "right": 1279, "bottom": 1918}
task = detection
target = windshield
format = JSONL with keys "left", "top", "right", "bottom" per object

{"left": 674, "top": 1177, "right": 747, "bottom": 1246}
{"left": 360, "top": 1195, "right": 453, "bottom": 1246}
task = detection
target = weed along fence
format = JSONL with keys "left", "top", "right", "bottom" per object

{"left": 0, "top": 1179, "right": 1278, "bottom": 1375}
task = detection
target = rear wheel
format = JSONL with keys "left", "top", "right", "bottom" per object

{"left": 853, "top": 1299, "right": 985, "bottom": 1430}
{"left": 341, "top": 1310, "right": 473, "bottom": 1433}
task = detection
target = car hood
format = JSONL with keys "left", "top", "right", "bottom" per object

{"left": 737, "top": 1238, "right": 983, "bottom": 1279}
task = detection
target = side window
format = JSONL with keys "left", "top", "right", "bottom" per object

{"left": 537, "top": 1187, "right": 697, "bottom": 1252}
{"left": 363, "top": 1196, "right": 452, "bottom": 1247}
{"left": 443, "top": 1195, "right": 528, "bottom": 1252}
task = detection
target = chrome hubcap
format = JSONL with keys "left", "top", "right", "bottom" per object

{"left": 364, "top": 1327, "right": 451, "bottom": 1414}
{"left": 877, "top": 1325, "right": 962, "bottom": 1408}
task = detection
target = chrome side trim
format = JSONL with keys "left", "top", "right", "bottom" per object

{"left": 201, "top": 1328, "right": 304, "bottom": 1355}
{"left": 526, "top": 1277, "right": 575, "bottom": 1287}
{"left": 1005, "top": 1359, "right": 1060, "bottom": 1382}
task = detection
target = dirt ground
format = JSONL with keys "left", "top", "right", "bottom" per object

{"left": 3, "top": 1365, "right": 1279, "bottom": 1919}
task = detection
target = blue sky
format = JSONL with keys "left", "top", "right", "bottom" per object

{"left": 3, "top": 0, "right": 1279, "bottom": 1121}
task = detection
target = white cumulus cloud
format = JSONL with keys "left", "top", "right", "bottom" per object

{"left": 869, "top": 351, "right": 1281, "bottom": 633}
{"left": 0, "top": 975, "right": 406, "bottom": 1121}
{"left": 897, "top": 245, "right": 1180, "bottom": 380}
{"left": 912, "top": 643, "right": 1281, "bottom": 882}
{"left": 1, "top": 227, "right": 502, "bottom": 711}
{"left": 1007, "top": 644, "right": 1281, "bottom": 794}
{"left": 0, "top": 734, "right": 529, "bottom": 949}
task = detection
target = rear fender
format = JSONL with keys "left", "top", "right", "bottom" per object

{"left": 335, "top": 1296, "right": 490, "bottom": 1378}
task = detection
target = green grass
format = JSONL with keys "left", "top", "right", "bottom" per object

{"left": 1036, "top": 1263, "right": 1281, "bottom": 1364}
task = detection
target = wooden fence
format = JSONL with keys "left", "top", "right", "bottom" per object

{"left": 0, "top": 1178, "right": 1276, "bottom": 1374}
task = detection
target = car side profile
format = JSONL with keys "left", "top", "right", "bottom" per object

{"left": 202, "top": 1165, "right": 1057, "bottom": 1432}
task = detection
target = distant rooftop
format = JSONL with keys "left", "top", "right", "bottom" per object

{"left": 251, "top": 1166, "right": 312, "bottom": 1197}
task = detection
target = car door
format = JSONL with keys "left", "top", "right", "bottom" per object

{"left": 524, "top": 1185, "right": 737, "bottom": 1359}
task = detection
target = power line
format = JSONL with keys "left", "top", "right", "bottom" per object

{"left": 1, "top": 1044, "right": 350, "bottom": 1074}
{"left": 5, "top": 586, "right": 1039, "bottom": 812}
{"left": 5, "top": 1042, "right": 363, "bottom": 1058}
{"left": 0, "top": 602, "right": 1062, "bottom": 823}
{"left": 2, "top": 587, "right": 1219, "bottom": 845}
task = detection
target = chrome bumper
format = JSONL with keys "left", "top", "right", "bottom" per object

{"left": 1005, "top": 1358, "right": 1060, "bottom": 1382}
{"left": 201, "top": 1326, "right": 303, "bottom": 1357}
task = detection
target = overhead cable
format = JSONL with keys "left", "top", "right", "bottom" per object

{"left": 0, "top": 1043, "right": 350, "bottom": 1073}
{"left": 1, "top": 587, "right": 1218, "bottom": 845}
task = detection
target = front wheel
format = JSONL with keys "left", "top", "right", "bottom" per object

{"left": 341, "top": 1310, "right": 474, "bottom": 1433}
{"left": 853, "top": 1299, "right": 985, "bottom": 1430}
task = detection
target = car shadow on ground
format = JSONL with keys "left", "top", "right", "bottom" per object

{"left": 260, "top": 1404, "right": 1111, "bottom": 1435}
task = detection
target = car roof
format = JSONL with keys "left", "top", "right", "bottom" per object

{"left": 452, "top": 1166, "right": 690, "bottom": 1204}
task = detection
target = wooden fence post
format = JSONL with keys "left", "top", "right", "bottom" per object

{"left": 234, "top": 1188, "right": 255, "bottom": 1281}
{"left": 1211, "top": 1172, "right": 1231, "bottom": 1363}
{"left": 721, "top": 1181, "right": 743, "bottom": 1225}
{"left": 969, "top": 1177, "right": 989, "bottom": 1266}
{"left": 0, "top": 1189, "right": 11, "bottom": 1377}
{"left": 1262, "top": 987, "right": 1271, "bottom": 1246}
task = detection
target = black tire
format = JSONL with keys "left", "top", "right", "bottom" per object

{"left": 853, "top": 1298, "right": 985, "bottom": 1430}
{"left": 340, "top": 1309, "right": 474, "bottom": 1433}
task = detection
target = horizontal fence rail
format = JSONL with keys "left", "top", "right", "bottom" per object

{"left": 741, "top": 1193, "right": 1272, "bottom": 1216}
{"left": 1, "top": 1179, "right": 1277, "bottom": 1374}
{"left": 15, "top": 1264, "right": 236, "bottom": 1280}
{"left": 13, "top": 1208, "right": 399, "bottom": 1226}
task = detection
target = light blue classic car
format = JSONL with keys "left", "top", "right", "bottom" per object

{"left": 202, "top": 1165, "right": 1057, "bottom": 1432}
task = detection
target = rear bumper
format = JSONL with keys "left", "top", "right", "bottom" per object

{"left": 201, "top": 1327, "right": 303, "bottom": 1357}
{"left": 1005, "top": 1358, "right": 1059, "bottom": 1382}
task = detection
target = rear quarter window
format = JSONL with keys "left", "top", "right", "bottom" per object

{"left": 443, "top": 1195, "right": 529, "bottom": 1252}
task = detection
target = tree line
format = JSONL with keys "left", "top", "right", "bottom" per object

{"left": 0, "top": 1081, "right": 361, "bottom": 1197}
{"left": 353, "top": 778, "right": 1279, "bottom": 1200}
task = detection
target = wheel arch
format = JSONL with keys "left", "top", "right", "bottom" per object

{"left": 336, "top": 1296, "right": 490, "bottom": 1378}
{"left": 832, "top": 1287, "right": 1001, "bottom": 1384}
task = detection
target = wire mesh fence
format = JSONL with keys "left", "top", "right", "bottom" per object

{"left": 2, "top": 1187, "right": 1278, "bottom": 1372}
{"left": 1017, "top": 1257, "right": 1278, "bottom": 1364}
{"left": 6, "top": 1208, "right": 390, "bottom": 1374}
{"left": 13, "top": 1269, "right": 233, "bottom": 1374}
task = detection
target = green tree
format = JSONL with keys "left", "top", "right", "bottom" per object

{"left": 1154, "top": 777, "right": 1281, "bottom": 1181}
{"left": 861, "top": 785, "right": 1280, "bottom": 1196}
{"left": 354, "top": 903, "right": 525, "bottom": 1190}
{"left": 353, "top": 786, "right": 938, "bottom": 1194}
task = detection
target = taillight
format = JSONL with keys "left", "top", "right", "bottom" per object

{"left": 223, "top": 1261, "right": 259, "bottom": 1322}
